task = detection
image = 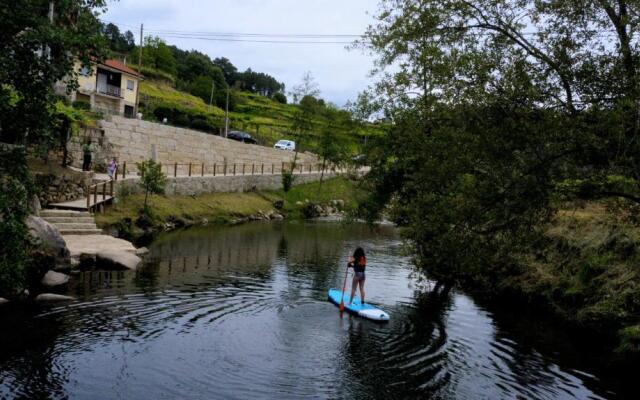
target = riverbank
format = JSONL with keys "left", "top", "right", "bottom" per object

{"left": 465, "top": 203, "right": 640, "bottom": 361}
{"left": 96, "top": 176, "right": 363, "bottom": 239}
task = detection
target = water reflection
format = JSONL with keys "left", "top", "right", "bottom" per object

{"left": 0, "top": 222, "right": 626, "bottom": 399}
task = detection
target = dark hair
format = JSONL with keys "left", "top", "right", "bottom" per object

{"left": 353, "top": 247, "right": 365, "bottom": 263}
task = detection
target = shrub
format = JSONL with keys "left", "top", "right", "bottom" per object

{"left": 272, "top": 92, "right": 287, "bottom": 104}
{"left": 190, "top": 118, "right": 216, "bottom": 132}
{"left": 72, "top": 100, "right": 91, "bottom": 110}
{"left": 282, "top": 170, "right": 294, "bottom": 193}
{"left": 0, "top": 145, "right": 31, "bottom": 298}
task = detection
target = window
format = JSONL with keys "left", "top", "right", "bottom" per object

{"left": 79, "top": 66, "right": 90, "bottom": 76}
{"left": 127, "top": 80, "right": 134, "bottom": 91}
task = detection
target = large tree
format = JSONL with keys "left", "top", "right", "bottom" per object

{"left": 359, "top": 0, "right": 640, "bottom": 287}
{"left": 0, "top": 0, "right": 107, "bottom": 299}
{"left": 0, "top": 0, "right": 107, "bottom": 144}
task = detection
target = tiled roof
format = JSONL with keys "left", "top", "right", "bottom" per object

{"left": 102, "top": 59, "right": 140, "bottom": 77}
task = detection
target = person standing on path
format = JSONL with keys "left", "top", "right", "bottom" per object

{"left": 107, "top": 158, "right": 117, "bottom": 179}
{"left": 82, "top": 139, "right": 93, "bottom": 171}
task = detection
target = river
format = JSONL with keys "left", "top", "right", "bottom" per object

{"left": 0, "top": 222, "right": 631, "bottom": 399}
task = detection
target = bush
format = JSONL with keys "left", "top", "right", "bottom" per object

{"left": 72, "top": 100, "right": 91, "bottom": 110}
{"left": 0, "top": 145, "right": 31, "bottom": 298}
{"left": 190, "top": 118, "right": 217, "bottom": 132}
{"left": 282, "top": 170, "right": 294, "bottom": 193}
{"left": 272, "top": 92, "right": 287, "bottom": 104}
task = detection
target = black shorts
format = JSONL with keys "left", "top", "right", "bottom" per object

{"left": 354, "top": 271, "right": 365, "bottom": 281}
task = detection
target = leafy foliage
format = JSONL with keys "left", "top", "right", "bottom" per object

{"left": 0, "top": 145, "right": 31, "bottom": 298}
{"left": 0, "top": 0, "right": 106, "bottom": 145}
{"left": 360, "top": 0, "right": 640, "bottom": 288}
{"left": 136, "top": 159, "right": 167, "bottom": 208}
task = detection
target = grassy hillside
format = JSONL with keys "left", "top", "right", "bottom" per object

{"left": 137, "top": 79, "right": 383, "bottom": 153}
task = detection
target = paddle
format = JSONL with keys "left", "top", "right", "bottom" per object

{"left": 339, "top": 261, "right": 350, "bottom": 312}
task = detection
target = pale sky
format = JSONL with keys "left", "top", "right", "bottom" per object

{"left": 101, "top": 0, "right": 378, "bottom": 106}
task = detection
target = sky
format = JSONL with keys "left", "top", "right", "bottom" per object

{"left": 101, "top": 0, "right": 379, "bottom": 106}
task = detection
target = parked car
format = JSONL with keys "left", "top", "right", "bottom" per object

{"left": 228, "top": 130, "right": 257, "bottom": 144}
{"left": 274, "top": 139, "right": 296, "bottom": 151}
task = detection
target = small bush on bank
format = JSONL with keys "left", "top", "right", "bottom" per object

{"left": 281, "top": 170, "right": 294, "bottom": 193}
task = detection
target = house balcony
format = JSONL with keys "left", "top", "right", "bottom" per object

{"left": 96, "top": 84, "right": 122, "bottom": 99}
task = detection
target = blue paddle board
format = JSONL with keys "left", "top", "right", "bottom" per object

{"left": 327, "top": 288, "right": 390, "bottom": 322}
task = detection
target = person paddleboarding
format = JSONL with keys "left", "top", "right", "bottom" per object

{"left": 348, "top": 247, "right": 366, "bottom": 305}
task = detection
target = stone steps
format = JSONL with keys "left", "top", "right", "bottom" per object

{"left": 57, "top": 228, "right": 104, "bottom": 235}
{"left": 41, "top": 210, "right": 91, "bottom": 218}
{"left": 39, "top": 216, "right": 95, "bottom": 224}
{"left": 41, "top": 209, "right": 102, "bottom": 235}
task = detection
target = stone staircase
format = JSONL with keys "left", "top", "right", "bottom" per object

{"left": 40, "top": 209, "right": 103, "bottom": 235}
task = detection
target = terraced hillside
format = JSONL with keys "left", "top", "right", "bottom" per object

{"left": 137, "top": 79, "right": 383, "bottom": 153}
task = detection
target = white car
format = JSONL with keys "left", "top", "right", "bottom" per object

{"left": 274, "top": 139, "right": 296, "bottom": 151}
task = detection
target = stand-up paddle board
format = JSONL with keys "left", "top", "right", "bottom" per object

{"left": 327, "top": 288, "right": 390, "bottom": 322}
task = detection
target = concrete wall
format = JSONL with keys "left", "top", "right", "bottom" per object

{"left": 70, "top": 116, "right": 318, "bottom": 173}
{"left": 117, "top": 171, "right": 337, "bottom": 196}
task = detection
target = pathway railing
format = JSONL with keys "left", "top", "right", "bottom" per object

{"left": 86, "top": 180, "right": 114, "bottom": 213}
{"left": 159, "top": 161, "right": 335, "bottom": 178}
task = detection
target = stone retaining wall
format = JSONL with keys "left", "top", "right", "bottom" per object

{"left": 70, "top": 116, "right": 317, "bottom": 173}
{"left": 34, "top": 171, "right": 93, "bottom": 206}
{"left": 117, "top": 171, "right": 338, "bottom": 196}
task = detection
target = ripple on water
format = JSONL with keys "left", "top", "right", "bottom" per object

{"left": 0, "top": 222, "right": 619, "bottom": 400}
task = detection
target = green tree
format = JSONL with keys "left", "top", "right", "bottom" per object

{"left": 272, "top": 92, "right": 287, "bottom": 104}
{"left": 142, "top": 36, "right": 177, "bottom": 76}
{"left": 136, "top": 159, "right": 167, "bottom": 209}
{"left": 358, "top": 0, "right": 640, "bottom": 289}
{"left": 318, "top": 107, "right": 348, "bottom": 185}
{"left": 0, "top": 0, "right": 107, "bottom": 298}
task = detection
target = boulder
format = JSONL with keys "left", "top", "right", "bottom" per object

{"left": 270, "top": 213, "right": 284, "bottom": 221}
{"left": 272, "top": 199, "right": 284, "bottom": 210}
{"left": 35, "top": 293, "right": 75, "bottom": 302}
{"left": 41, "top": 270, "right": 70, "bottom": 288}
{"left": 26, "top": 215, "right": 70, "bottom": 270}
{"left": 29, "top": 195, "right": 41, "bottom": 216}
{"left": 96, "top": 251, "right": 141, "bottom": 270}
{"left": 135, "top": 247, "right": 149, "bottom": 256}
{"left": 0, "top": 298, "right": 8, "bottom": 306}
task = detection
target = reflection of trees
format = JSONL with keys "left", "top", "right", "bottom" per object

{"left": 0, "top": 308, "right": 72, "bottom": 398}
{"left": 342, "top": 290, "right": 453, "bottom": 399}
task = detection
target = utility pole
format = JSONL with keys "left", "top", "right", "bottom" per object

{"left": 224, "top": 87, "right": 230, "bottom": 137}
{"left": 134, "top": 23, "right": 143, "bottom": 117}
{"left": 208, "top": 80, "right": 215, "bottom": 112}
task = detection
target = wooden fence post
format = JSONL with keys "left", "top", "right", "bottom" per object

{"left": 174, "top": 162, "right": 178, "bottom": 177}
{"left": 110, "top": 179, "right": 114, "bottom": 197}
{"left": 86, "top": 188, "right": 90, "bottom": 210}
{"left": 261, "top": 163, "right": 264, "bottom": 175}
{"left": 213, "top": 163, "right": 217, "bottom": 176}
{"left": 201, "top": 162, "right": 205, "bottom": 176}
{"left": 242, "top": 164, "right": 245, "bottom": 175}
{"left": 233, "top": 164, "right": 236, "bottom": 175}
{"left": 93, "top": 185, "right": 97, "bottom": 207}
{"left": 188, "top": 163, "right": 192, "bottom": 177}
{"left": 224, "top": 164, "right": 227, "bottom": 176}
{"left": 102, "top": 182, "right": 106, "bottom": 201}
{"left": 272, "top": 164, "right": 274, "bottom": 174}
{"left": 252, "top": 164, "right": 255, "bottom": 175}
{"left": 122, "top": 161, "right": 126, "bottom": 179}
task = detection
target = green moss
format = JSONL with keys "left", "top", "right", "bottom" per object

{"left": 617, "top": 325, "right": 640, "bottom": 354}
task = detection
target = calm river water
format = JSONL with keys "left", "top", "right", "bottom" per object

{"left": 0, "top": 222, "right": 630, "bottom": 399}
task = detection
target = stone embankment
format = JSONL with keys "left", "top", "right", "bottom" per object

{"left": 34, "top": 169, "right": 92, "bottom": 207}
{"left": 69, "top": 116, "right": 318, "bottom": 174}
